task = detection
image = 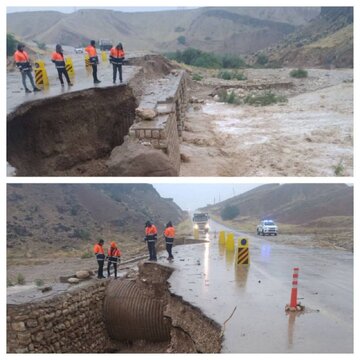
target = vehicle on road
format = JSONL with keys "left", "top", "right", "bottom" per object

{"left": 193, "top": 212, "right": 210, "bottom": 233}
{"left": 257, "top": 219, "right": 278, "bottom": 236}
{"left": 74, "top": 48, "right": 84, "bottom": 54}
{"left": 99, "top": 39, "right": 112, "bottom": 51}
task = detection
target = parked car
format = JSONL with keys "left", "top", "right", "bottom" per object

{"left": 74, "top": 48, "right": 84, "bottom": 54}
{"left": 257, "top": 220, "right": 278, "bottom": 236}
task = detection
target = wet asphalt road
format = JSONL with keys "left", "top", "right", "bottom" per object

{"left": 167, "top": 219, "right": 353, "bottom": 353}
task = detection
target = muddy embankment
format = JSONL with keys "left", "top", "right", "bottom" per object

{"left": 7, "top": 85, "right": 137, "bottom": 176}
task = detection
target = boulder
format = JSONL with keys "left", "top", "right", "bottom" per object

{"left": 68, "top": 277, "right": 80, "bottom": 284}
{"left": 107, "top": 140, "right": 178, "bottom": 176}
{"left": 135, "top": 107, "right": 157, "bottom": 121}
{"left": 75, "top": 270, "right": 90, "bottom": 279}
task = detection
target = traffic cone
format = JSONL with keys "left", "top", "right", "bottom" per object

{"left": 286, "top": 267, "right": 304, "bottom": 312}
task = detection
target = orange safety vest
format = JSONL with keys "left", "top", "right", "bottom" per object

{"left": 145, "top": 224, "right": 157, "bottom": 242}
{"left": 94, "top": 243, "right": 104, "bottom": 254}
{"left": 14, "top": 50, "right": 31, "bottom": 70}
{"left": 110, "top": 47, "right": 125, "bottom": 58}
{"left": 164, "top": 226, "right": 175, "bottom": 238}
{"left": 85, "top": 45, "right": 98, "bottom": 64}
{"left": 108, "top": 247, "right": 121, "bottom": 257}
{"left": 51, "top": 51, "right": 65, "bottom": 68}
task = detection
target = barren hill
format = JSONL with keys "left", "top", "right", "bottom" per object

{"left": 7, "top": 7, "right": 320, "bottom": 54}
{"left": 203, "top": 184, "right": 353, "bottom": 225}
{"left": 7, "top": 184, "right": 186, "bottom": 260}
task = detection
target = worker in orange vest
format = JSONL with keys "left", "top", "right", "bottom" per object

{"left": 13, "top": 43, "right": 41, "bottom": 93}
{"left": 107, "top": 241, "right": 122, "bottom": 279}
{"left": 164, "top": 221, "right": 175, "bottom": 261}
{"left": 94, "top": 239, "right": 105, "bottom": 279}
{"left": 109, "top": 43, "right": 125, "bottom": 84}
{"left": 144, "top": 220, "right": 158, "bottom": 261}
{"left": 85, "top": 40, "right": 101, "bottom": 84}
{"left": 51, "top": 44, "right": 73, "bottom": 86}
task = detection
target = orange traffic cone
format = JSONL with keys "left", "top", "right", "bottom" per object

{"left": 286, "top": 267, "right": 304, "bottom": 312}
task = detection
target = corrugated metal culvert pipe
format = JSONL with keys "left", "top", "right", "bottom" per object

{"left": 104, "top": 279, "right": 171, "bottom": 342}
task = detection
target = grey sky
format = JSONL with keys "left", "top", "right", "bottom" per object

{"left": 153, "top": 183, "right": 261, "bottom": 211}
{"left": 6, "top": 7, "right": 196, "bottom": 14}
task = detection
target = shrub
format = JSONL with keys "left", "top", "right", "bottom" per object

{"left": 192, "top": 73, "right": 203, "bottom": 81}
{"left": 73, "top": 228, "right": 90, "bottom": 240}
{"left": 16, "top": 273, "right": 25, "bottom": 285}
{"left": 177, "top": 36, "right": 186, "bottom": 45}
{"left": 7, "top": 33, "right": 17, "bottom": 56}
{"left": 218, "top": 70, "right": 247, "bottom": 81}
{"left": 7, "top": 279, "right": 14, "bottom": 287}
{"left": 222, "top": 54, "right": 246, "bottom": 68}
{"left": 174, "top": 26, "right": 185, "bottom": 32}
{"left": 289, "top": 68, "right": 308, "bottom": 78}
{"left": 217, "top": 89, "right": 241, "bottom": 105}
{"left": 334, "top": 160, "right": 345, "bottom": 176}
{"left": 221, "top": 205, "right": 240, "bottom": 220}
{"left": 81, "top": 248, "right": 93, "bottom": 259}
{"left": 34, "top": 40, "right": 47, "bottom": 50}
{"left": 256, "top": 53, "right": 268, "bottom": 66}
{"left": 35, "top": 279, "right": 44, "bottom": 287}
{"left": 244, "top": 91, "right": 288, "bottom": 106}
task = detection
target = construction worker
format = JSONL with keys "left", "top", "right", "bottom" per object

{"left": 13, "top": 43, "right": 41, "bottom": 93}
{"left": 51, "top": 44, "right": 73, "bottom": 86}
{"left": 107, "top": 241, "right": 122, "bottom": 279}
{"left": 109, "top": 43, "right": 125, "bottom": 84}
{"left": 85, "top": 40, "right": 101, "bottom": 84}
{"left": 144, "top": 220, "right": 158, "bottom": 261}
{"left": 94, "top": 239, "right": 105, "bottom": 279}
{"left": 164, "top": 221, "right": 175, "bottom": 260}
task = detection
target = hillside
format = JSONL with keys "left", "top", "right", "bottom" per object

{"left": 7, "top": 184, "right": 186, "bottom": 261}
{"left": 264, "top": 7, "right": 353, "bottom": 68}
{"left": 7, "top": 7, "right": 320, "bottom": 54}
{"left": 203, "top": 183, "right": 353, "bottom": 224}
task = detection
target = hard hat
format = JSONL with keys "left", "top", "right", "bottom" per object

{"left": 110, "top": 241, "right": 116, "bottom": 248}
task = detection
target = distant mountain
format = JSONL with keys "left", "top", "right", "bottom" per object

{"left": 202, "top": 184, "right": 353, "bottom": 225}
{"left": 7, "top": 7, "right": 320, "bottom": 54}
{"left": 7, "top": 184, "right": 186, "bottom": 256}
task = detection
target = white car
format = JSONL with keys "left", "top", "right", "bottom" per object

{"left": 74, "top": 48, "right": 84, "bottom": 54}
{"left": 257, "top": 220, "right": 278, "bottom": 236}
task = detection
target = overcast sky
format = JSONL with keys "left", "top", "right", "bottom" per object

{"left": 153, "top": 183, "right": 261, "bottom": 211}
{"left": 6, "top": 7, "right": 197, "bottom": 14}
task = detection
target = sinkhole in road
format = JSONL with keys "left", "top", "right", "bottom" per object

{"left": 105, "top": 262, "right": 223, "bottom": 353}
{"left": 7, "top": 85, "right": 137, "bottom": 176}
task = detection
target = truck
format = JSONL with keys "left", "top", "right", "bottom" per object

{"left": 99, "top": 39, "right": 112, "bottom": 51}
{"left": 192, "top": 212, "right": 210, "bottom": 233}
{"left": 257, "top": 219, "right": 278, "bottom": 236}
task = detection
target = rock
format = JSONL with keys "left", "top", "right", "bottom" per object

{"left": 180, "top": 153, "right": 191, "bottom": 163}
{"left": 75, "top": 270, "right": 90, "bottom": 279}
{"left": 135, "top": 107, "right": 157, "bottom": 121}
{"left": 213, "top": 95, "right": 219, "bottom": 101}
{"left": 68, "top": 277, "right": 80, "bottom": 284}
{"left": 40, "top": 286, "right": 52, "bottom": 293}
{"left": 107, "top": 140, "right": 178, "bottom": 176}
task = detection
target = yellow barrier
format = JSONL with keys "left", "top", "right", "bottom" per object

{"left": 65, "top": 57, "right": 75, "bottom": 78}
{"left": 226, "top": 233, "right": 235, "bottom": 252}
{"left": 101, "top": 51, "right": 107, "bottom": 62}
{"left": 84, "top": 54, "right": 91, "bottom": 68}
{"left": 193, "top": 227, "right": 199, "bottom": 240}
{"left": 34, "top": 60, "right": 49, "bottom": 87}
{"left": 237, "top": 237, "right": 250, "bottom": 265}
{"left": 218, "top": 231, "right": 226, "bottom": 245}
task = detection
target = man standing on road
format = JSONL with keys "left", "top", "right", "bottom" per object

{"left": 94, "top": 239, "right": 106, "bottom": 279}
{"left": 13, "top": 43, "right": 41, "bottom": 93}
{"left": 144, "top": 221, "right": 158, "bottom": 261}
{"left": 51, "top": 44, "right": 73, "bottom": 87}
{"left": 85, "top": 40, "right": 101, "bottom": 84}
{"left": 164, "top": 221, "right": 175, "bottom": 261}
{"left": 107, "top": 241, "right": 122, "bottom": 279}
{"left": 109, "top": 43, "right": 125, "bottom": 84}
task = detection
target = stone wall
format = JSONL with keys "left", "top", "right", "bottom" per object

{"left": 7, "top": 281, "right": 109, "bottom": 353}
{"left": 129, "top": 70, "right": 188, "bottom": 174}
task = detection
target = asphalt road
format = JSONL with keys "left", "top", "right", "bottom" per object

{"left": 168, "top": 219, "right": 353, "bottom": 353}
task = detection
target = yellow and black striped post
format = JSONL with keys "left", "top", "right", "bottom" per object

{"left": 84, "top": 54, "right": 91, "bottom": 69}
{"left": 101, "top": 50, "right": 107, "bottom": 62}
{"left": 237, "top": 238, "right": 250, "bottom": 265}
{"left": 65, "top": 57, "right": 75, "bottom": 78}
{"left": 34, "top": 60, "right": 49, "bottom": 87}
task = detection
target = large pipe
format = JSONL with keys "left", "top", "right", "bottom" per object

{"left": 104, "top": 279, "right": 171, "bottom": 342}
